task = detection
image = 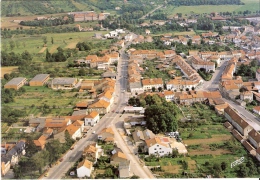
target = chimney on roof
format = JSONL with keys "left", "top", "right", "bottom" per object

{"left": 255, "top": 132, "right": 258, "bottom": 136}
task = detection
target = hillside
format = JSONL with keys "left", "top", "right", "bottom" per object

{"left": 1, "top": 0, "right": 125, "bottom": 16}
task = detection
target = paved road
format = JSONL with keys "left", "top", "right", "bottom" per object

{"left": 223, "top": 98, "right": 260, "bottom": 130}
{"left": 200, "top": 59, "right": 260, "bottom": 130}
{"left": 140, "top": 5, "right": 164, "bottom": 19}
{"left": 43, "top": 39, "right": 154, "bottom": 179}
{"left": 202, "top": 59, "right": 228, "bottom": 91}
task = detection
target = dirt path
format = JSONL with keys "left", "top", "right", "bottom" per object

{"left": 38, "top": 47, "right": 47, "bottom": 53}
{"left": 183, "top": 135, "right": 232, "bottom": 145}
{"left": 189, "top": 149, "right": 231, "bottom": 155}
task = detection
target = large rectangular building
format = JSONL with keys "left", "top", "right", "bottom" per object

{"left": 50, "top": 78, "right": 78, "bottom": 90}
{"left": 29, "top": 74, "right": 50, "bottom": 86}
{"left": 4, "top": 77, "right": 27, "bottom": 90}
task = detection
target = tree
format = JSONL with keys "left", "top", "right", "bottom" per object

{"left": 9, "top": 40, "right": 15, "bottom": 50}
{"left": 65, "top": 130, "right": 75, "bottom": 148}
{"left": 182, "top": 160, "right": 188, "bottom": 170}
{"left": 42, "top": 36, "right": 47, "bottom": 44}
{"left": 158, "top": 87, "right": 163, "bottom": 92}
{"left": 105, "top": 168, "right": 113, "bottom": 177}
{"left": 78, "top": 68, "right": 86, "bottom": 76}
{"left": 45, "top": 48, "right": 52, "bottom": 62}
{"left": 51, "top": 37, "right": 54, "bottom": 44}
{"left": 221, "top": 161, "right": 227, "bottom": 171}
{"left": 152, "top": 87, "right": 156, "bottom": 92}
{"left": 237, "top": 164, "right": 249, "bottom": 177}
{"left": 25, "top": 137, "right": 38, "bottom": 157}
{"left": 4, "top": 73, "right": 11, "bottom": 80}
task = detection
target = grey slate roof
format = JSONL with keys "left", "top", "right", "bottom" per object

{"left": 102, "top": 71, "right": 116, "bottom": 78}
{"left": 52, "top": 78, "right": 77, "bottom": 85}
{"left": 5, "top": 77, "right": 26, "bottom": 86}
{"left": 30, "top": 74, "right": 50, "bottom": 82}
{"left": 129, "top": 82, "right": 142, "bottom": 89}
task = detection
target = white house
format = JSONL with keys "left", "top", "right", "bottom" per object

{"left": 125, "top": 34, "right": 133, "bottom": 42}
{"left": 240, "top": 91, "right": 253, "bottom": 102}
{"left": 66, "top": 124, "right": 82, "bottom": 140}
{"left": 163, "top": 91, "right": 175, "bottom": 101}
{"left": 77, "top": 159, "right": 93, "bottom": 178}
{"left": 84, "top": 111, "right": 100, "bottom": 126}
{"left": 115, "top": 29, "right": 125, "bottom": 34}
{"left": 256, "top": 69, "right": 260, "bottom": 82}
{"left": 110, "top": 31, "right": 118, "bottom": 37}
{"left": 130, "top": 82, "right": 144, "bottom": 95}
{"left": 141, "top": 78, "right": 163, "bottom": 91}
{"left": 164, "top": 41, "right": 171, "bottom": 46}
{"left": 145, "top": 137, "right": 172, "bottom": 156}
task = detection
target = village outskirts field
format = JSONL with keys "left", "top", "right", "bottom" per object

{"left": 1, "top": 26, "right": 109, "bottom": 119}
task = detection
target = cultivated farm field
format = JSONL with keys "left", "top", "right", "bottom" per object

{"left": 1, "top": 31, "right": 110, "bottom": 55}
{"left": 1, "top": 66, "right": 19, "bottom": 78}
{"left": 143, "top": 103, "right": 252, "bottom": 178}
{"left": 166, "top": 0, "right": 259, "bottom": 15}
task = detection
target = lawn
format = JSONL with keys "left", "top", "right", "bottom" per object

{"left": 166, "top": 0, "right": 259, "bottom": 15}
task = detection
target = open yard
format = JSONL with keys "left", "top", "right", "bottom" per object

{"left": 1, "top": 66, "right": 19, "bottom": 78}
{"left": 3, "top": 86, "right": 85, "bottom": 117}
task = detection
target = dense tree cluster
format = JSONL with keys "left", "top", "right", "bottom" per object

{"left": 76, "top": 41, "right": 93, "bottom": 51}
{"left": 1, "top": 26, "right": 80, "bottom": 38}
{"left": 45, "top": 47, "right": 69, "bottom": 62}
{"left": 120, "top": 3, "right": 152, "bottom": 20}
{"left": 174, "top": 0, "right": 243, "bottom": 6}
{"left": 1, "top": 51, "right": 32, "bottom": 66}
{"left": 128, "top": 95, "right": 180, "bottom": 134}
{"left": 20, "top": 15, "right": 74, "bottom": 27}
{"left": 14, "top": 133, "right": 75, "bottom": 178}
{"left": 144, "top": 95, "right": 180, "bottom": 134}
{"left": 234, "top": 60, "right": 258, "bottom": 78}
{"left": 1, "top": 106, "right": 27, "bottom": 125}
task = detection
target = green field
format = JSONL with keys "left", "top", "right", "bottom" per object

{"left": 3, "top": 86, "right": 84, "bottom": 117}
{"left": 1, "top": 31, "right": 110, "bottom": 55}
{"left": 166, "top": 0, "right": 259, "bottom": 15}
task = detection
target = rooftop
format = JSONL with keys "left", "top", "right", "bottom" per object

{"left": 30, "top": 74, "right": 50, "bottom": 82}
{"left": 5, "top": 77, "right": 26, "bottom": 86}
{"left": 52, "top": 78, "right": 77, "bottom": 85}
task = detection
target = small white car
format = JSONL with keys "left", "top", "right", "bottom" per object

{"left": 92, "top": 131, "right": 96, "bottom": 134}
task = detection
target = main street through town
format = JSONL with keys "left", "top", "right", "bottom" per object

{"left": 201, "top": 59, "right": 260, "bottom": 130}
{"left": 43, "top": 36, "right": 154, "bottom": 179}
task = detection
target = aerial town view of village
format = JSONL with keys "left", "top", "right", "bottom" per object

{"left": 1, "top": 0, "right": 260, "bottom": 179}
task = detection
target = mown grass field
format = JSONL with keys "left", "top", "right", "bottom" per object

{"left": 166, "top": 0, "right": 259, "bottom": 15}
